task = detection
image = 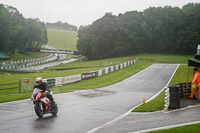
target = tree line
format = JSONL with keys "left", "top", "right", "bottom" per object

{"left": 0, "top": 4, "right": 48, "bottom": 55}
{"left": 77, "top": 3, "right": 200, "bottom": 60}
{"left": 46, "top": 21, "right": 77, "bottom": 31}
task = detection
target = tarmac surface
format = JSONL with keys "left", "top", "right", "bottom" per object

{"left": 0, "top": 64, "right": 179, "bottom": 133}
{"left": 20, "top": 58, "right": 77, "bottom": 70}
{"left": 20, "top": 44, "right": 77, "bottom": 70}
{"left": 94, "top": 101, "right": 200, "bottom": 133}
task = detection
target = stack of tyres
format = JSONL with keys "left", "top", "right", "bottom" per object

{"left": 169, "top": 84, "right": 181, "bottom": 109}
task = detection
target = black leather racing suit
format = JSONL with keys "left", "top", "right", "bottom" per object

{"left": 34, "top": 82, "right": 54, "bottom": 102}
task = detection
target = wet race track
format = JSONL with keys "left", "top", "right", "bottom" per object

{"left": 0, "top": 64, "right": 178, "bottom": 133}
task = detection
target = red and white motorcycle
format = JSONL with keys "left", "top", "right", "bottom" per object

{"left": 31, "top": 88, "right": 58, "bottom": 118}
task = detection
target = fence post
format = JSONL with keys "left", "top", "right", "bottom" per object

{"left": 19, "top": 80, "right": 21, "bottom": 93}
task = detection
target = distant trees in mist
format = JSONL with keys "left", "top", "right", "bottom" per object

{"left": 0, "top": 4, "right": 47, "bottom": 55}
{"left": 46, "top": 21, "right": 77, "bottom": 31}
{"left": 77, "top": 3, "right": 200, "bottom": 60}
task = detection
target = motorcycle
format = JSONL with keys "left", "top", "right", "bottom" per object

{"left": 31, "top": 88, "right": 58, "bottom": 118}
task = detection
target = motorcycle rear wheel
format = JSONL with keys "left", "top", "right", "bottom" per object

{"left": 34, "top": 101, "right": 44, "bottom": 118}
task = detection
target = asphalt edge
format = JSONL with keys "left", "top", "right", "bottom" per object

{"left": 87, "top": 64, "right": 179, "bottom": 133}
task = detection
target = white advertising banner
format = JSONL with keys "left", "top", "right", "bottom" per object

{"left": 63, "top": 74, "right": 82, "bottom": 85}
{"left": 55, "top": 77, "right": 63, "bottom": 86}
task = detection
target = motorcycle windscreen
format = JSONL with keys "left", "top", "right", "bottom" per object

{"left": 33, "top": 88, "right": 40, "bottom": 95}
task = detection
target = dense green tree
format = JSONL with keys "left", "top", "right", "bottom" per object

{"left": 0, "top": 4, "right": 48, "bottom": 55}
{"left": 177, "top": 3, "right": 200, "bottom": 54}
{"left": 77, "top": 3, "right": 200, "bottom": 59}
{"left": 46, "top": 21, "right": 77, "bottom": 31}
{"left": 77, "top": 13, "right": 117, "bottom": 59}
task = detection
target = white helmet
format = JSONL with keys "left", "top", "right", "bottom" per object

{"left": 36, "top": 77, "right": 42, "bottom": 85}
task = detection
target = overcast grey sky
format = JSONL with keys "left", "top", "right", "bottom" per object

{"left": 0, "top": 0, "right": 199, "bottom": 27}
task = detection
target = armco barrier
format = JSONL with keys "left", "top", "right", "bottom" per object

{"left": 0, "top": 54, "right": 56, "bottom": 70}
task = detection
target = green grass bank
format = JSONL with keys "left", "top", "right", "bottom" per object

{"left": 47, "top": 28, "right": 78, "bottom": 50}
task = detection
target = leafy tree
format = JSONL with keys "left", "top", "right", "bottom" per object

{"left": 0, "top": 4, "right": 48, "bottom": 55}
{"left": 77, "top": 3, "right": 200, "bottom": 59}
{"left": 46, "top": 21, "right": 77, "bottom": 31}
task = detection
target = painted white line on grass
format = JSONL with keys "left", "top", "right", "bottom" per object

{"left": 87, "top": 64, "right": 179, "bottom": 133}
{"left": 128, "top": 121, "right": 200, "bottom": 133}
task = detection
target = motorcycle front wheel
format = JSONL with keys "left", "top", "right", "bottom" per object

{"left": 34, "top": 101, "right": 44, "bottom": 118}
{"left": 51, "top": 102, "right": 58, "bottom": 116}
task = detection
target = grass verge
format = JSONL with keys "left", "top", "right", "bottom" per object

{"left": 132, "top": 90, "right": 165, "bottom": 112}
{"left": 149, "top": 123, "right": 200, "bottom": 133}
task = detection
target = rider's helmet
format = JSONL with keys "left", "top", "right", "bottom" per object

{"left": 36, "top": 77, "right": 42, "bottom": 85}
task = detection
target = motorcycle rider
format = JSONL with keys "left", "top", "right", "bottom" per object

{"left": 34, "top": 77, "right": 55, "bottom": 105}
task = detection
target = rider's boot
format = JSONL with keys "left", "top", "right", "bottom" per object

{"left": 51, "top": 100, "right": 55, "bottom": 107}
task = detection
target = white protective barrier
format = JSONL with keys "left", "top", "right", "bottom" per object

{"left": 43, "top": 79, "right": 47, "bottom": 83}
{"left": 115, "top": 65, "right": 119, "bottom": 71}
{"left": 110, "top": 66, "right": 114, "bottom": 72}
{"left": 131, "top": 60, "right": 133, "bottom": 65}
{"left": 164, "top": 87, "right": 170, "bottom": 110}
{"left": 55, "top": 77, "right": 63, "bottom": 86}
{"left": 120, "top": 64, "right": 123, "bottom": 69}
{"left": 104, "top": 67, "right": 109, "bottom": 74}
{"left": 124, "top": 62, "right": 127, "bottom": 68}
{"left": 62, "top": 74, "right": 82, "bottom": 85}
{"left": 98, "top": 69, "right": 103, "bottom": 77}
{"left": 134, "top": 59, "right": 136, "bottom": 64}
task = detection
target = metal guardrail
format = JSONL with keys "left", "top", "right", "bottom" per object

{"left": 0, "top": 54, "right": 58, "bottom": 70}
{"left": 0, "top": 82, "right": 19, "bottom": 91}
